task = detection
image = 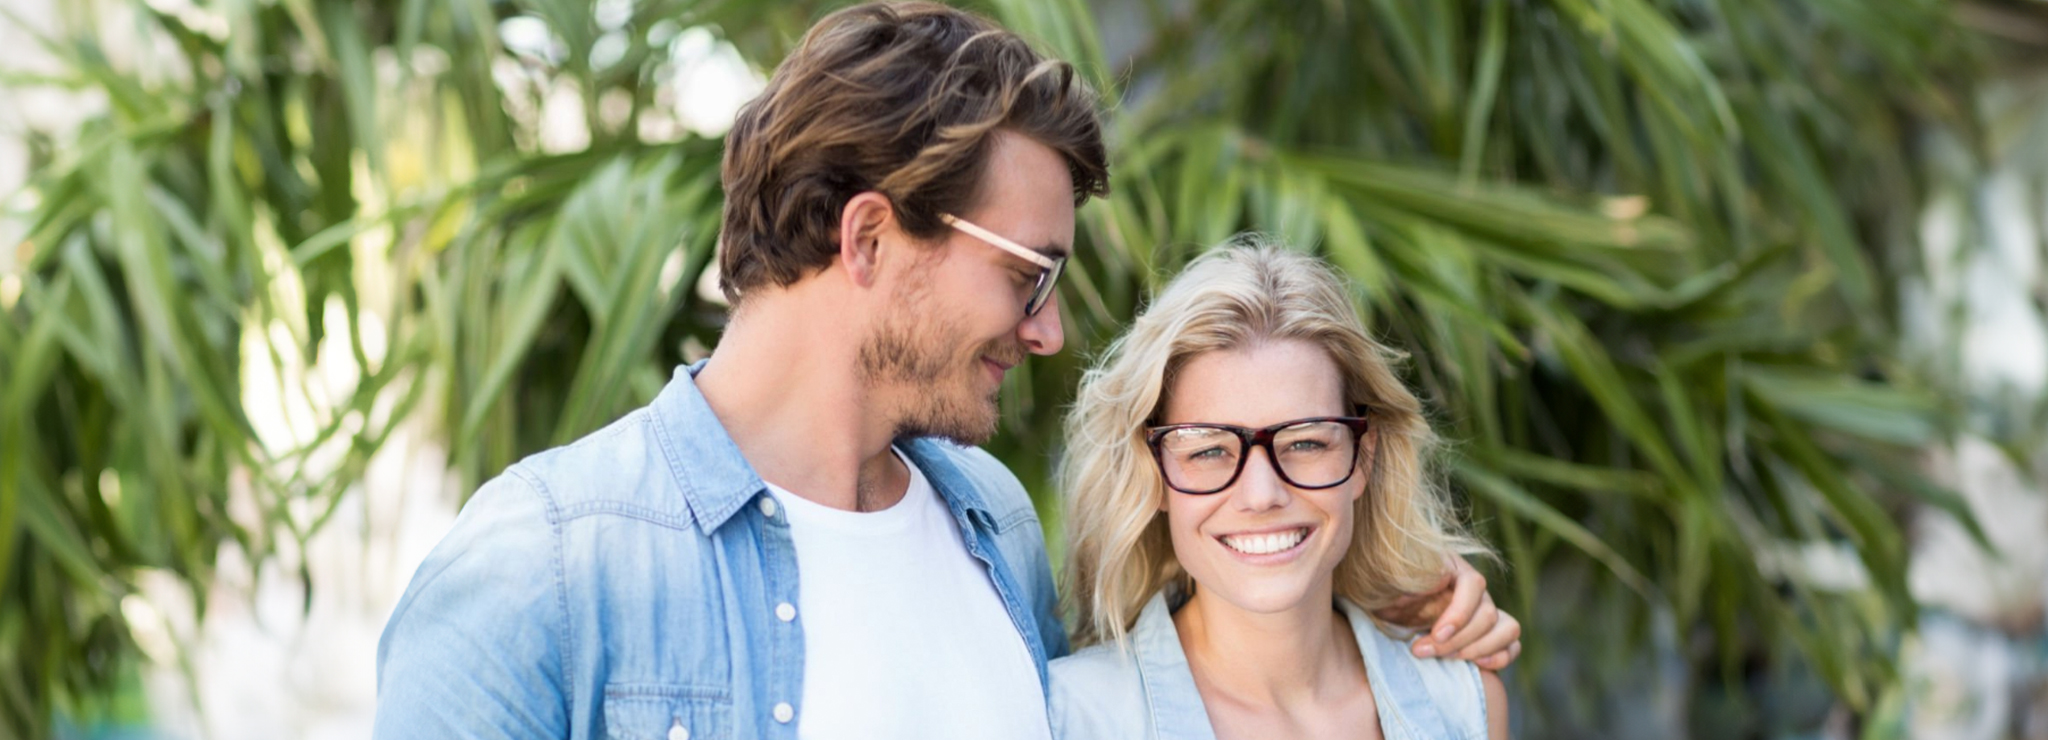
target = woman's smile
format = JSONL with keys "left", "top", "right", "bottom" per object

{"left": 1214, "top": 525, "right": 1315, "bottom": 563}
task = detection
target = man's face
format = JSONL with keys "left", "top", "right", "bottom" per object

{"left": 859, "top": 130, "right": 1075, "bottom": 445}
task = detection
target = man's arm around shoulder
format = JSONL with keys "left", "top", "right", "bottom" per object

{"left": 375, "top": 471, "right": 570, "bottom": 739}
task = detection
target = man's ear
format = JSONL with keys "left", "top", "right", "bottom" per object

{"left": 839, "top": 191, "right": 897, "bottom": 289}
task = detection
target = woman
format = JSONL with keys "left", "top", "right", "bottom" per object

{"left": 1050, "top": 243, "right": 1508, "bottom": 739}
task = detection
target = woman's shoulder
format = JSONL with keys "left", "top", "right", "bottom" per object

{"left": 1051, "top": 640, "right": 1140, "bottom": 681}
{"left": 1048, "top": 641, "right": 1151, "bottom": 740}
{"left": 1400, "top": 645, "right": 1490, "bottom": 738}
{"left": 1340, "top": 600, "right": 1492, "bottom": 740}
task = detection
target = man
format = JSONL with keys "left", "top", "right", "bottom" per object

{"left": 374, "top": 3, "right": 1520, "bottom": 737}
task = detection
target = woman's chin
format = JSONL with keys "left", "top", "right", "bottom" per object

{"left": 1191, "top": 576, "right": 1325, "bottom": 617}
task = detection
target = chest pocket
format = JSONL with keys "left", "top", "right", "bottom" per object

{"left": 603, "top": 684, "right": 731, "bottom": 740}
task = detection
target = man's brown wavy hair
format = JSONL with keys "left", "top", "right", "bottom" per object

{"left": 716, "top": 1, "right": 1110, "bottom": 305}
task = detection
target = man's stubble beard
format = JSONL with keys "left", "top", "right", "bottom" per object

{"left": 856, "top": 277, "right": 1023, "bottom": 447}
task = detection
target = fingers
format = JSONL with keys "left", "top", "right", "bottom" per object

{"left": 1374, "top": 559, "right": 1460, "bottom": 629}
{"left": 1472, "top": 640, "right": 1521, "bottom": 671}
{"left": 1433, "top": 593, "right": 1499, "bottom": 656}
{"left": 1376, "top": 595, "right": 1434, "bottom": 628}
{"left": 1428, "top": 560, "right": 1488, "bottom": 644}
{"left": 1391, "top": 567, "right": 1457, "bottom": 610}
{"left": 1457, "top": 609, "right": 1522, "bottom": 668}
{"left": 1421, "top": 562, "right": 1457, "bottom": 595}
{"left": 1402, "top": 555, "right": 1525, "bottom": 670}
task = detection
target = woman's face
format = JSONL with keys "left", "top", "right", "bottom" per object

{"left": 1158, "top": 339, "right": 1369, "bottom": 616}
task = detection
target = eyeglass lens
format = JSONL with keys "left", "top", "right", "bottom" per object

{"left": 1154, "top": 420, "right": 1358, "bottom": 493}
{"left": 1026, "top": 258, "right": 1064, "bottom": 315}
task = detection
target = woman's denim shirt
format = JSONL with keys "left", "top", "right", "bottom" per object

{"left": 1048, "top": 589, "right": 1488, "bottom": 740}
{"left": 373, "top": 363, "right": 1067, "bottom": 739}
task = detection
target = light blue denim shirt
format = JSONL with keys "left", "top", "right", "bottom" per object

{"left": 1048, "top": 588, "right": 1488, "bottom": 740}
{"left": 374, "top": 362, "right": 1067, "bottom": 739}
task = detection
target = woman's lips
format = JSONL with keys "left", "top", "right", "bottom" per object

{"left": 1215, "top": 526, "right": 1314, "bottom": 564}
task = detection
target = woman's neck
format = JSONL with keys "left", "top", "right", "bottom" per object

{"left": 1172, "top": 585, "right": 1366, "bottom": 711}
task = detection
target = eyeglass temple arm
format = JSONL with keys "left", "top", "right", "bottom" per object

{"left": 940, "top": 214, "right": 1058, "bottom": 269}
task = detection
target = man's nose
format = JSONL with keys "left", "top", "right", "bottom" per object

{"left": 1019, "top": 293, "right": 1064, "bottom": 356}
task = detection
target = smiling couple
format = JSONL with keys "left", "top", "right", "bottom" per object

{"left": 374, "top": 4, "right": 1518, "bottom": 739}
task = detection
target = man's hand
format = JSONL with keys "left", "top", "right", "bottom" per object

{"left": 1371, "top": 555, "right": 1522, "bottom": 671}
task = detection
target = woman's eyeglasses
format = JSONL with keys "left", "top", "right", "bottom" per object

{"left": 1145, "top": 416, "right": 1370, "bottom": 495}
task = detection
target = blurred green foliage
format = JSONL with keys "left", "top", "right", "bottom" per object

{"left": 0, "top": 0, "right": 2007, "bottom": 736}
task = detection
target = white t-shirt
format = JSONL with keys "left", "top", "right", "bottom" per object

{"left": 764, "top": 450, "right": 1052, "bottom": 740}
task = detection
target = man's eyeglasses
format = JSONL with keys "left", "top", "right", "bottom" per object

{"left": 941, "top": 213, "right": 1066, "bottom": 316}
{"left": 1145, "top": 416, "right": 1371, "bottom": 495}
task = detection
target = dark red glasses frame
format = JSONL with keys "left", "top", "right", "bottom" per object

{"left": 1143, "top": 415, "right": 1372, "bottom": 495}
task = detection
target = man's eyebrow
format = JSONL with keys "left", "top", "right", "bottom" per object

{"left": 1033, "top": 243, "right": 1070, "bottom": 260}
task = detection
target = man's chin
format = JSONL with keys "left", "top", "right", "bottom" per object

{"left": 896, "top": 397, "right": 1001, "bottom": 447}
{"left": 913, "top": 428, "right": 995, "bottom": 448}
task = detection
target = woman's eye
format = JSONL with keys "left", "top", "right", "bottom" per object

{"left": 1186, "top": 446, "right": 1231, "bottom": 461}
{"left": 1286, "top": 439, "right": 1329, "bottom": 453}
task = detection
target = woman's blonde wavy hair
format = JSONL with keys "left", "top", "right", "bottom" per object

{"left": 1060, "top": 241, "right": 1486, "bottom": 648}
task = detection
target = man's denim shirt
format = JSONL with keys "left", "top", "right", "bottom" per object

{"left": 374, "top": 363, "right": 1068, "bottom": 739}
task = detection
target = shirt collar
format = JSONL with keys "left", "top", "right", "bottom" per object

{"left": 894, "top": 436, "right": 999, "bottom": 527}
{"left": 1341, "top": 599, "right": 1457, "bottom": 739}
{"left": 1125, "top": 587, "right": 1454, "bottom": 740}
{"left": 650, "top": 361, "right": 769, "bottom": 535}
{"left": 650, "top": 360, "right": 998, "bottom": 534}
{"left": 1128, "top": 587, "right": 1219, "bottom": 740}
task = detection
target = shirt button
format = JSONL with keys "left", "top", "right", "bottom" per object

{"left": 776, "top": 602, "right": 796, "bottom": 622}
{"left": 668, "top": 721, "right": 689, "bottom": 740}
{"left": 758, "top": 497, "right": 778, "bottom": 518}
{"left": 773, "top": 702, "right": 794, "bottom": 723}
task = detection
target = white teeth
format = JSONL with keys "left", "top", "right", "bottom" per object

{"left": 1220, "top": 528, "right": 1307, "bottom": 555}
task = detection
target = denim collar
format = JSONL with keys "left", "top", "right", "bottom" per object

{"left": 1124, "top": 586, "right": 1456, "bottom": 740}
{"left": 651, "top": 360, "right": 999, "bottom": 535}
{"left": 1127, "top": 587, "right": 1217, "bottom": 740}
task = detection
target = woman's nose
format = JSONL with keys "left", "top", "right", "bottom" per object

{"left": 1230, "top": 447, "right": 1292, "bottom": 512}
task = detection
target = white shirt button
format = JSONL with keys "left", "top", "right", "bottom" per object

{"left": 773, "top": 702, "right": 794, "bottom": 723}
{"left": 758, "top": 497, "right": 778, "bottom": 518}
{"left": 776, "top": 602, "right": 796, "bottom": 622}
{"left": 667, "top": 721, "right": 689, "bottom": 740}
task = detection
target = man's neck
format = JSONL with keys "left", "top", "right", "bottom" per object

{"left": 693, "top": 293, "right": 910, "bottom": 512}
